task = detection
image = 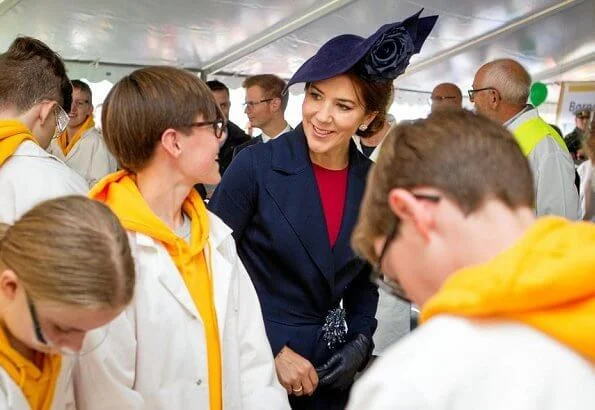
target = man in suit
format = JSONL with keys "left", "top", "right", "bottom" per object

{"left": 234, "top": 74, "right": 291, "bottom": 157}
{"left": 206, "top": 80, "right": 250, "bottom": 175}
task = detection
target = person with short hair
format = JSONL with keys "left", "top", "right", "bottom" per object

{"left": 74, "top": 66, "right": 288, "bottom": 410}
{"left": 348, "top": 109, "right": 595, "bottom": 409}
{"left": 47, "top": 79, "right": 117, "bottom": 187}
{"left": 209, "top": 10, "right": 437, "bottom": 409}
{"left": 206, "top": 80, "right": 251, "bottom": 174}
{"left": 0, "top": 37, "right": 87, "bottom": 224}
{"left": 233, "top": 74, "right": 292, "bottom": 156}
{"left": 565, "top": 108, "right": 591, "bottom": 163}
{"left": 430, "top": 82, "right": 462, "bottom": 112}
{"left": 471, "top": 58, "right": 579, "bottom": 219}
{"left": 0, "top": 195, "right": 135, "bottom": 410}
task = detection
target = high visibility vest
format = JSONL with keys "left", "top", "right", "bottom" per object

{"left": 512, "top": 116, "right": 568, "bottom": 157}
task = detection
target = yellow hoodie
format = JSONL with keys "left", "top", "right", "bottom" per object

{"left": 90, "top": 171, "right": 222, "bottom": 410}
{"left": 0, "top": 120, "right": 36, "bottom": 167}
{"left": 56, "top": 115, "right": 95, "bottom": 156}
{"left": 421, "top": 217, "right": 595, "bottom": 362}
{"left": 0, "top": 326, "right": 61, "bottom": 410}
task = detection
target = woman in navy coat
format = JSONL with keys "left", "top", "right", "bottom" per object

{"left": 209, "top": 10, "right": 437, "bottom": 409}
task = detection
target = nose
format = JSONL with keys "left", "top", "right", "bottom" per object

{"left": 314, "top": 102, "right": 333, "bottom": 124}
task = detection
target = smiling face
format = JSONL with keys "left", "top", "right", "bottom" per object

{"left": 68, "top": 88, "right": 93, "bottom": 129}
{"left": 302, "top": 75, "right": 376, "bottom": 163}
{"left": 176, "top": 113, "right": 222, "bottom": 185}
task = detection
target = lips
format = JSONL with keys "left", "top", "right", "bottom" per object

{"left": 311, "top": 123, "right": 333, "bottom": 138}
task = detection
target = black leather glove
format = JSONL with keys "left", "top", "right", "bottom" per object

{"left": 315, "top": 334, "right": 372, "bottom": 390}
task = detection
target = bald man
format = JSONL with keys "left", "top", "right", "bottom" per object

{"left": 430, "top": 83, "right": 462, "bottom": 112}
{"left": 471, "top": 58, "right": 579, "bottom": 219}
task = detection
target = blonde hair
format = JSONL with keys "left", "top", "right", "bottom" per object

{"left": 352, "top": 110, "right": 534, "bottom": 265}
{"left": 0, "top": 196, "right": 135, "bottom": 308}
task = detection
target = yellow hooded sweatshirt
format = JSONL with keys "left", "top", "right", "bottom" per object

{"left": 56, "top": 115, "right": 95, "bottom": 156}
{"left": 89, "top": 171, "right": 222, "bottom": 409}
{"left": 421, "top": 217, "right": 595, "bottom": 362}
{"left": 0, "top": 120, "right": 36, "bottom": 167}
{"left": 0, "top": 326, "right": 61, "bottom": 410}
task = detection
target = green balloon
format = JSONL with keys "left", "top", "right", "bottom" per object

{"left": 530, "top": 82, "right": 548, "bottom": 107}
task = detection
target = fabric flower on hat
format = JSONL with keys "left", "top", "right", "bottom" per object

{"left": 358, "top": 26, "right": 416, "bottom": 81}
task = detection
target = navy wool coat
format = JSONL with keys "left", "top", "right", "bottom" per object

{"left": 209, "top": 126, "right": 378, "bottom": 367}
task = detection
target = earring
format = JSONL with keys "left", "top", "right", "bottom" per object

{"left": 359, "top": 124, "right": 368, "bottom": 131}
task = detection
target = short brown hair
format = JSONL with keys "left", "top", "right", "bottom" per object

{"left": 0, "top": 36, "right": 72, "bottom": 112}
{"left": 243, "top": 74, "right": 289, "bottom": 111}
{"left": 352, "top": 109, "right": 534, "bottom": 264}
{"left": 72, "top": 79, "right": 92, "bottom": 101}
{"left": 345, "top": 70, "right": 393, "bottom": 138}
{"left": 102, "top": 66, "right": 221, "bottom": 172}
{"left": 0, "top": 196, "right": 135, "bottom": 309}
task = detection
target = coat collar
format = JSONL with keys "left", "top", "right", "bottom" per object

{"left": 131, "top": 212, "right": 234, "bottom": 336}
{"left": 266, "top": 126, "right": 370, "bottom": 288}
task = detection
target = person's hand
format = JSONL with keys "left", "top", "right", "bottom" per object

{"left": 315, "top": 334, "right": 372, "bottom": 390}
{"left": 275, "top": 346, "right": 319, "bottom": 396}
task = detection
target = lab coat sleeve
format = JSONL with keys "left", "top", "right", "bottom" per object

{"left": 208, "top": 147, "right": 257, "bottom": 241}
{"left": 73, "top": 310, "right": 144, "bottom": 410}
{"left": 532, "top": 137, "right": 580, "bottom": 219}
{"left": 235, "top": 258, "right": 290, "bottom": 409}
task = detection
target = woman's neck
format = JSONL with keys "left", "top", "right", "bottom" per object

{"left": 135, "top": 166, "right": 192, "bottom": 231}
{"left": 309, "top": 141, "right": 350, "bottom": 170}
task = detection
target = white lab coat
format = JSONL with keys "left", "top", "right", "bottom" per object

{"left": 353, "top": 132, "right": 410, "bottom": 355}
{"left": 506, "top": 108, "right": 580, "bottom": 220}
{"left": 47, "top": 128, "right": 117, "bottom": 188}
{"left": 74, "top": 212, "right": 289, "bottom": 410}
{"left": 0, "top": 141, "right": 88, "bottom": 224}
{"left": 349, "top": 315, "right": 595, "bottom": 409}
{"left": 0, "top": 357, "right": 76, "bottom": 409}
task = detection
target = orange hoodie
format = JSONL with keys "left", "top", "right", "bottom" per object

{"left": 56, "top": 115, "right": 95, "bottom": 156}
{"left": 0, "top": 120, "right": 36, "bottom": 167}
{"left": 0, "top": 326, "right": 61, "bottom": 409}
{"left": 90, "top": 171, "right": 222, "bottom": 409}
{"left": 421, "top": 217, "right": 595, "bottom": 362}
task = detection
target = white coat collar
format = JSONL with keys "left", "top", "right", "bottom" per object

{"left": 131, "top": 210, "right": 235, "bottom": 336}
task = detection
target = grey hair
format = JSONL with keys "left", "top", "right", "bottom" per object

{"left": 481, "top": 59, "right": 531, "bottom": 105}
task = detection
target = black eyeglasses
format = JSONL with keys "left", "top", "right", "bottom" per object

{"left": 467, "top": 87, "right": 498, "bottom": 101}
{"left": 187, "top": 119, "right": 226, "bottom": 139}
{"left": 243, "top": 98, "right": 273, "bottom": 109}
{"left": 370, "top": 193, "right": 441, "bottom": 303}
{"left": 26, "top": 291, "right": 48, "bottom": 345}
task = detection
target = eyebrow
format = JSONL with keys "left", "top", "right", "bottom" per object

{"left": 310, "top": 85, "right": 357, "bottom": 106}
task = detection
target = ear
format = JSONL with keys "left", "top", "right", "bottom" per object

{"left": 387, "top": 188, "right": 433, "bottom": 242}
{"left": 0, "top": 270, "right": 20, "bottom": 301}
{"left": 363, "top": 111, "right": 379, "bottom": 128}
{"left": 270, "top": 97, "right": 282, "bottom": 113}
{"left": 160, "top": 128, "right": 183, "bottom": 159}
{"left": 489, "top": 90, "right": 501, "bottom": 110}
{"left": 38, "top": 100, "right": 56, "bottom": 128}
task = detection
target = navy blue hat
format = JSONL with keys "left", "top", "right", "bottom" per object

{"left": 286, "top": 9, "right": 438, "bottom": 88}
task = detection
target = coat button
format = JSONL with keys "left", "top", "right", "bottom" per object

{"left": 196, "top": 379, "right": 202, "bottom": 386}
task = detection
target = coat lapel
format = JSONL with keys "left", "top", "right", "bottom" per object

{"left": 265, "top": 129, "right": 334, "bottom": 287}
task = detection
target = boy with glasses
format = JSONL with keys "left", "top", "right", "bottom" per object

{"left": 349, "top": 109, "right": 595, "bottom": 409}
{"left": 0, "top": 37, "right": 87, "bottom": 224}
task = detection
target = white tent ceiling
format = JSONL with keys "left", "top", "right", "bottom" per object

{"left": 1, "top": 0, "right": 594, "bottom": 94}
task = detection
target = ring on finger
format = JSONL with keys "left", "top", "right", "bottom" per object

{"left": 292, "top": 385, "right": 303, "bottom": 393}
